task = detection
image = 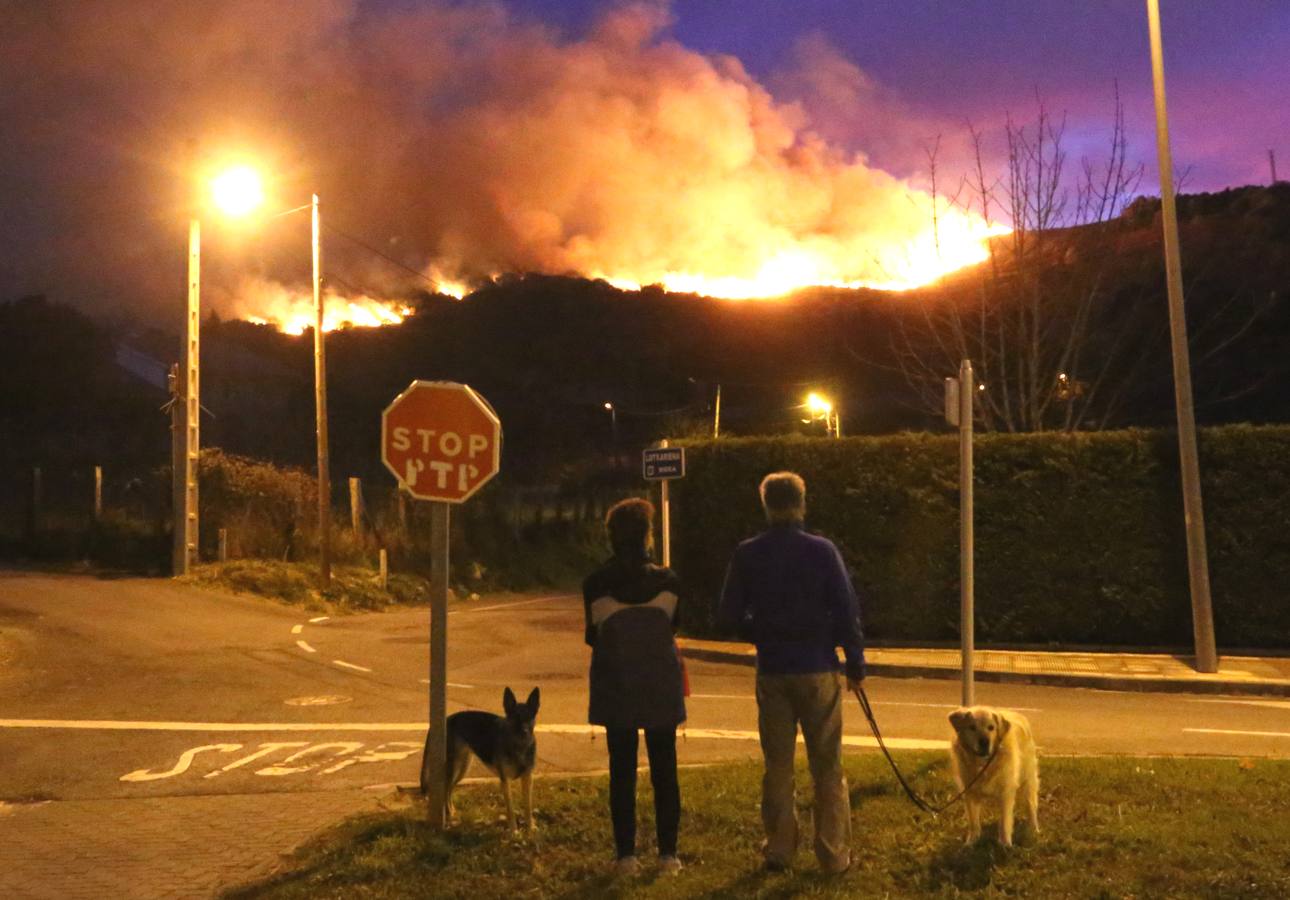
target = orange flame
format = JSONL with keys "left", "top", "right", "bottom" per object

{"left": 234, "top": 281, "right": 414, "bottom": 334}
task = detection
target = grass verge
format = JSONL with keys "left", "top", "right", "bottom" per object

{"left": 228, "top": 754, "right": 1290, "bottom": 899}
{"left": 184, "top": 560, "right": 433, "bottom": 611}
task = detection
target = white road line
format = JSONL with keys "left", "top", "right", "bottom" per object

{"left": 688, "top": 694, "right": 1041, "bottom": 712}
{"left": 1184, "top": 727, "right": 1290, "bottom": 739}
{"left": 536, "top": 723, "right": 946, "bottom": 750}
{"left": 0, "top": 719, "right": 427, "bottom": 732}
{"left": 296, "top": 640, "right": 317, "bottom": 653}
{"left": 448, "top": 593, "right": 577, "bottom": 615}
{"left": 309, "top": 616, "right": 330, "bottom": 624}
{"left": 333, "top": 659, "right": 373, "bottom": 673}
{"left": 1185, "top": 698, "right": 1290, "bottom": 711}
{"left": 0, "top": 718, "right": 944, "bottom": 748}
{"left": 291, "top": 624, "right": 303, "bottom": 635}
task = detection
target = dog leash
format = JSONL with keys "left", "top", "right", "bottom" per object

{"left": 852, "top": 685, "right": 1000, "bottom": 816}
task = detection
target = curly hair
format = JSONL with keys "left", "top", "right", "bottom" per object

{"left": 605, "top": 497, "right": 655, "bottom": 559}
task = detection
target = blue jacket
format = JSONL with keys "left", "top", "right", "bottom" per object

{"left": 718, "top": 523, "right": 865, "bottom": 680}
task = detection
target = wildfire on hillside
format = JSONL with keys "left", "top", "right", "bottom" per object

{"left": 233, "top": 281, "right": 416, "bottom": 335}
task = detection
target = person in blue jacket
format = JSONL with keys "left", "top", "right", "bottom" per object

{"left": 719, "top": 471, "right": 865, "bottom": 874}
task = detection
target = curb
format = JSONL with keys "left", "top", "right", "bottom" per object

{"left": 679, "top": 645, "right": 1290, "bottom": 698}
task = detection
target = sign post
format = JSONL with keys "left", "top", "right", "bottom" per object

{"left": 382, "top": 381, "right": 501, "bottom": 829}
{"left": 946, "top": 361, "right": 974, "bottom": 707}
{"left": 643, "top": 442, "right": 685, "bottom": 567}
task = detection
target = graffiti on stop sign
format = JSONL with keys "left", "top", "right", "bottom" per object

{"left": 388, "top": 426, "right": 490, "bottom": 493}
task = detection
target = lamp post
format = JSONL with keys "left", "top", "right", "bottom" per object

{"left": 603, "top": 402, "right": 618, "bottom": 465}
{"left": 805, "top": 392, "right": 839, "bottom": 438}
{"left": 172, "top": 166, "right": 265, "bottom": 576}
{"left": 1145, "top": 0, "right": 1217, "bottom": 673}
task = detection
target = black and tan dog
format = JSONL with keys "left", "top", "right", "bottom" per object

{"left": 421, "top": 687, "right": 540, "bottom": 833}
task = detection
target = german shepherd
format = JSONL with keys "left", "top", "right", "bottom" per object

{"left": 421, "top": 687, "right": 540, "bottom": 833}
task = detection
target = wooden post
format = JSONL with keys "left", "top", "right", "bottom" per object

{"left": 30, "top": 466, "right": 43, "bottom": 536}
{"left": 425, "top": 502, "right": 451, "bottom": 829}
{"left": 397, "top": 490, "right": 408, "bottom": 533}
{"left": 349, "top": 477, "right": 363, "bottom": 535}
{"left": 379, "top": 547, "right": 389, "bottom": 590}
{"left": 93, "top": 466, "right": 103, "bottom": 522}
{"left": 218, "top": 528, "right": 228, "bottom": 562}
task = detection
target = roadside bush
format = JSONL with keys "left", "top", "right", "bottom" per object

{"left": 199, "top": 449, "right": 316, "bottom": 561}
{"left": 672, "top": 425, "right": 1290, "bottom": 649}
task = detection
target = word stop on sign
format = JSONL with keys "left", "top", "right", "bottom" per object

{"left": 390, "top": 428, "right": 488, "bottom": 492}
{"left": 381, "top": 381, "right": 502, "bottom": 503}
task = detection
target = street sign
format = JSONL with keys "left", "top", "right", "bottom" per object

{"left": 643, "top": 445, "right": 685, "bottom": 481}
{"left": 381, "top": 381, "right": 501, "bottom": 503}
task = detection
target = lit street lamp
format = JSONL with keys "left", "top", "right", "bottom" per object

{"left": 173, "top": 164, "right": 266, "bottom": 577}
{"left": 172, "top": 165, "right": 332, "bottom": 588}
{"left": 804, "top": 391, "right": 841, "bottom": 438}
{"left": 603, "top": 401, "right": 618, "bottom": 460}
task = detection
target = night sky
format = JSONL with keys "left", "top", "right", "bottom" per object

{"left": 1, "top": 1, "right": 1286, "bottom": 318}
{"left": 521, "top": 0, "right": 1289, "bottom": 190}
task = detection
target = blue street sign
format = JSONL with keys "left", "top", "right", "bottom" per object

{"left": 642, "top": 446, "right": 685, "bottom": 481}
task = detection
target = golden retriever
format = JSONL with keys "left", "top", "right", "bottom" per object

{"left": 948, "top": 706, "right": 1039, "bottom": 846}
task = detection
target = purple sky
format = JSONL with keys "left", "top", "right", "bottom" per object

{"left": 514, "top": 0, "right": 1290, "bottom": 191}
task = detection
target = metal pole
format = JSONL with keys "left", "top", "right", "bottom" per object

{"left": 1146, "top": 0, "right": 1218, "bottom": 673}
{"left": 174, "top": 218, "right": 200, "bottom": 575}
{"left": 170, "top": 363, "right": 184, "bottom": 574}
{"left": 959, "top": 358, "right": 975, "bottom": 707}
{"left": 425, "top": 501, "right": 450, "bottom": 829}
{"left": 660, "top": 439, "right": 671, "bottom": 567}
{"left": 313, "top": 194, "right": 332, "bottom": 588}
{"left": 713, "top": 384, "right": 721, "bottom": 439}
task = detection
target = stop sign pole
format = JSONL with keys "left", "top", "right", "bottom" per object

{"left": 381, "top": 381, "right": 501, "bottom": 829}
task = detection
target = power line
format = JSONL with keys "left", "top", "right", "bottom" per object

{"left": 321, "top": 220, "right": 452, "bottom": 293}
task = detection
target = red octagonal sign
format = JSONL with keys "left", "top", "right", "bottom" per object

{"left": 381, "top": 381, "right": 501, "bottom": 503}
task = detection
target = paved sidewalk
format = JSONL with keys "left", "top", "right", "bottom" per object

{"left": 679, "top": 638, "right": 1290, "bottom": 696}
{"left": 0, "top": 789, "right": 389, "bottom": 900}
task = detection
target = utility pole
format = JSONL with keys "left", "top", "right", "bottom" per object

{"left": 1146, "top": 0, "right": 1218, "bottom": 673}
{"left": 313, "top": 193, "right": 332, "bottom": 588}
{"left": 1271, "top": 149, "right": 1279, "bottom": 185}
{"left": 958, "top": 360, "right": 974, "bottom": 707}
{"left": 173, "top": 218, "right": 201, "bottom": 576}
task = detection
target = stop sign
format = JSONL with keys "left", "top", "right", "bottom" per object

{"left": 381, "top": 381, "right": 501, "bottom": 502}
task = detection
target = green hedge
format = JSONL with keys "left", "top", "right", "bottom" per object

{"left": 672, "top": 426, "right": 1290, "bottom": 649}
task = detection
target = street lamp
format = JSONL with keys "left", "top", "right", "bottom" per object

{"left": 804, "top": 392, "right": 841, "bottom": 438}
{"left": 173, "top": 164, "right": 265, "bottom": 577}
{"left": 1144, "top": 0, "right": 1217, "bottom": 672}
{"left": 603, "top": 401, "right": 618, "bottom": 461}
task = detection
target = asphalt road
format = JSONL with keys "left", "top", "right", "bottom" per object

{"left": 3, "top": 569, "right": 1289, "bottom": 811}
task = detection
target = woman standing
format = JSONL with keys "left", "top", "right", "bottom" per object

{"left": 584, "top": 498, "right": 686, "bottom": 877}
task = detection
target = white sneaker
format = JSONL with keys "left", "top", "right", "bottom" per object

{"left": 613, "top": 856, "right": 639, "bottom": 877}
{"left": 659, "top": 855, "right": 683, "bottom": 875}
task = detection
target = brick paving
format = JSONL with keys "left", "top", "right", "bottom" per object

{"left": 0, "top": 789, "right": 386, "bottom": 899}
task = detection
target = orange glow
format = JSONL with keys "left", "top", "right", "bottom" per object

{"left": 234, "top": 281, "right": 412, "bottom": 334}
{"left": 210, "top": 165, "right": 264, "bottom": 218}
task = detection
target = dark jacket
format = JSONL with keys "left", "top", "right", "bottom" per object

{"left": 718, "top": 523, "right": 865, "bottom": 680}
{"left": 584, "top": 555, "right": 686, "bottom": 729}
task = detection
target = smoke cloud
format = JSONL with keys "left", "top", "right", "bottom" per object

{"left": 0, "top": 0, "right": 991, "bottom": 319}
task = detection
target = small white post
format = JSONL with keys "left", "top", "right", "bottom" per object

{"left": 94, "top": 466, "right": 103, "bottom": 522}
{"left": 218, "top": 528, "right": 228, "bottom": 563}
{"left": 379, "top": 547, "right": 389, "bottom": 589}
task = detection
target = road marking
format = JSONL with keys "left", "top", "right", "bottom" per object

{"left": 448, "top": 593, "right": 577, "bottom": 615}
{"left": 688, "top": 694, "right": 1040, "bottom": 712}
{"left": 1184, "top": 727, "right": 1290, "bottom": 739}
{"left": 1, "top": 719, "right": 427, "bottom": 732}
{"left": 204, "top": 742, "right": 309, "bottom": 778}
{"left": 309, "top": 616, "right": 331, "bottom": 623}
{"left": 291, "top": 624, "right": 304, "bottom": 635}
{"left": 296, "top": 640, "right": 316, "bottom": 653}
{"left": 120, "top": 744, "right": 242, "bottom": 782}
{"left": 333, "top": 659, "right": 373, "bottom": 673}
{"left": 1185, "top": 698, "right": 1290, "bottom": 711}
{"left": 535, "top": 723, "right": 946, "bottom": 750}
